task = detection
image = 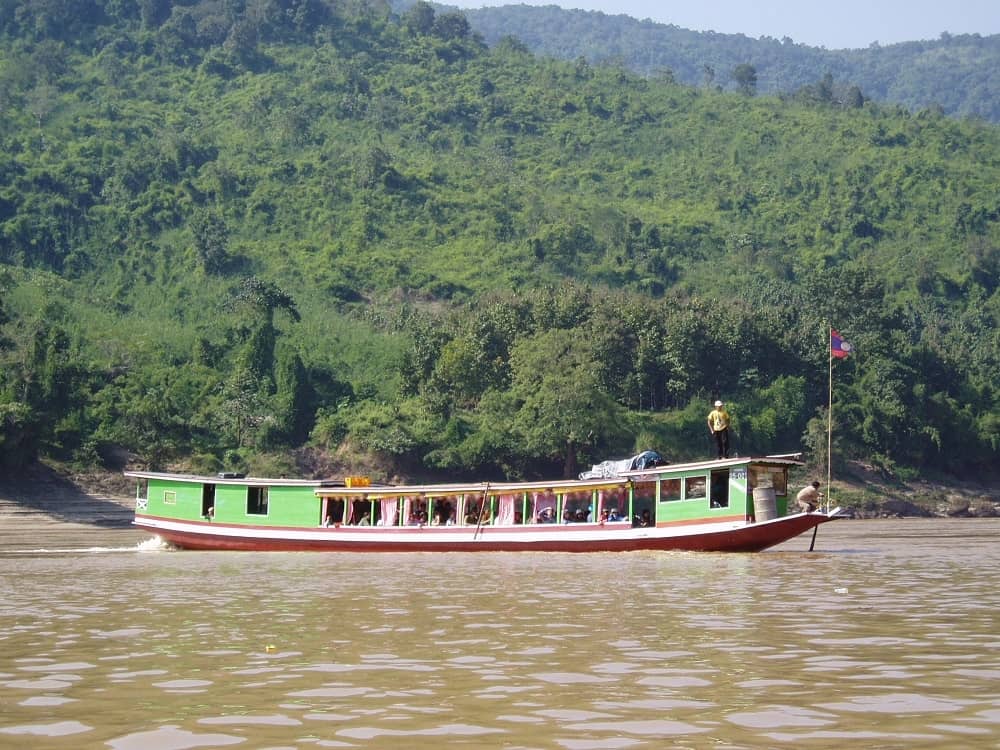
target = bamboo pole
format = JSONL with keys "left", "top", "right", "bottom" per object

{"left": 826, "top": 326, "right": 834, "bottom": 514}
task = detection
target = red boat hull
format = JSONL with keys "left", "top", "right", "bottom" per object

{"left": 134, "top": 512, "right": 835, "bottom": 553}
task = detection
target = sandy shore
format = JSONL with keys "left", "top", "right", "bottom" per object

{"left": 0, "top": 463, "right": 135, "bottom": 527}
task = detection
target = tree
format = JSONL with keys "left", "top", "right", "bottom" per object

{"left": 702, "top": 64, "right": 715, "bottom": 89}
{"left": 501, "top": 330, "right": 628, "bottom": 477}
{"left": 226, "top": 277, "right": 301, "bottom": 388}
{"left": 223, "top": 19, "right": 258, "bottom": 63}
{"left": 432, "top": 12, "right": 471, "bottom": 41}
{"left": 0, "top": 269, "right": 11, "bottom": 351}
{"left": 816, "top": 72, "right": 834, "bottom": 103}
{"left": 219, "top": 367, "right": 269, "bottom": 448}
{"left": 529, "top": 222, "right": 599, "bottom": 263}
{"left": 405, "top": 1, "right": 435, "bottom": 35}
{"left": 0, "top": 274, "right": 39, "bottom": 466}
{"left": 271, "top": 347, "right": 313, "bottom": 445}
{"left": 140, "top": 0, "right": 170, "bottom": 29}
{"left": 191, "top": 210, "right": 230, "bottom": 274}
{"left": 845, "top": 85, "right": 865, "bottom": 109}
{"left": 732, "top": 63, "right": 757, "bottom": 96}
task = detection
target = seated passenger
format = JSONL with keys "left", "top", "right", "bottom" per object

{"left": 467, "top": 504, "right": 489, "bottom": 525}
{"left": 434, "top": 502, "right": 453, "bottom": 525}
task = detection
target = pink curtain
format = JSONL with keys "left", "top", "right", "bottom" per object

{"left": 495, "top": 494, "right": 516, "bottom": 525}
{"left": 380, "top": 498, "right": 397, "bottom": 527}
{"left": 532, "top": 492, "right": 556, "bottom": 523}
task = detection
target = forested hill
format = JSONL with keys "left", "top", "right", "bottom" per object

{"left": 453, "top": 4, "right": 1000, "bottom": 123}
{"left": 0, "top": 0, "right": 998, "bottom": 484}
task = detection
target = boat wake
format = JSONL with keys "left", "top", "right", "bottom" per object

{"left": 137, "top": 535, "right": 176, "bottom": 552}
{"left": 0, "top": 536, "right": 177, "bottom": 555}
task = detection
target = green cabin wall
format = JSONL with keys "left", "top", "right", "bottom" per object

{"left": 649, "top": 467, "right": 746, "bottom": 523}
{"left": 146, "top": 479, "right": 203, "bottom": 520}
{"left": 262, "top": 485, "right": 322, "bottom": 526}
{"left": 648, "top": 463, "right": 789, "bottom": 522}
{"left": 145, "top": 479, "right": 321, "bottom": 525}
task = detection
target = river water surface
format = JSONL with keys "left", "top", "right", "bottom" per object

{"left": 1, "top": 518, "right": 999, "bottom": 749}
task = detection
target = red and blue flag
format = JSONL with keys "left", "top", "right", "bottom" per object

{"left": 831, "top": 330, "right": 852, "bottom": 358}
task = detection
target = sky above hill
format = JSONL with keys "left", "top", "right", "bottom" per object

{"left": 462, "top": 0, "right": 999, "bottom": 49}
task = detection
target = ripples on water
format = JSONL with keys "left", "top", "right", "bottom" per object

{"left": 1, "top": 519, "right": 999, "bottom": 748}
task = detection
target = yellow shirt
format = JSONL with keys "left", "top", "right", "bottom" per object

{"left": 708, "top": 408, "right": 730, "bottom": 432}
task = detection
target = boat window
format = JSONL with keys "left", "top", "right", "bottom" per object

{"left": 349, "top": 499, "right": 371, "bottom": 525}
{"left": 325, "top": 498, "right": 346, "bottom": 525}
{"left": 684, "top": 476, "right": 706, "bottom": 500}
{"left": 632, "top": 481, "right": 656, "bottom": 526}
{"left": 428, "top": 498, "right": 456, "bottom": 526}
{"left": 659, "top": 478, "right": 681, "bottom": 502}
{"left": 710, "top": 470, "right": 729, "bottom": 508}
{"left": 495, "top": 494, "right": 520, "bottom": 525}
{"left": 749, "top": 467, "right": 788, "bottom": 496}
{"left": 163, "top": 490, "right": 176, "bottom": 505}
{"left": 202, "top": 484, "right": 215, "bottom": 517}
{"left": 405, "top": 497, "right": 428, "bottom": 525}
{"left": 600, "top": 487, "right": 627, "bottom": 520}
{"left": 562, "top": 491, "right": 592, "bottom": 522}
{"left": 378, "top": 498, "right": 398, "bottom": 526}
{"left": 247, "top": 486, "right": 268, "bottom": 515}
{"left": 465, "top": 496, "right": 490, "bottom": 525}
{"left": 532, "top": 491, "right": 558, "bottom": 523}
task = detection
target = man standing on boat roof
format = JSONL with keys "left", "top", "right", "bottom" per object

{"left": 707, "top": 400, "right": 731, "bottom": 459}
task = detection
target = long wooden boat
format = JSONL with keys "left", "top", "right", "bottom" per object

{"left": 127, "top": 454, "right": 839, "bottom": 552}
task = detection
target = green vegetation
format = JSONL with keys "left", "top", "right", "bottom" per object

{"left": 0, "top": 1, "right": 998, "bottom": 483}
{"left": 460, "top": 4, "right": 1000, "bottom": 122}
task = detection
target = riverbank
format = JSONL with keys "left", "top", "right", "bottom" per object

{"left": 1, "top": 459, "right": 997, "bottom": 526}
{"left": 818, "top": 460, "right": 1000, "bottom": 518}
{"left": 0, "top": 462, "right": 135, "bottom": 528}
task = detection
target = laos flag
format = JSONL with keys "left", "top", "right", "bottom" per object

{"left": 831, "top": 329, "right": 852, "bottom": 358}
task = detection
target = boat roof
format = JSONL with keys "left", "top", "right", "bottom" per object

{"left": 123, "top": 470, "right": 331, "bottom": 487}
{"left": 619, "top": 453, "right": 803, "bottom": 478}
{"left": 124, "top": 454, "right": 803, "bottom": 496}
{"left": 314, "top": 455, "right": 803, "bottom": 498}
{"left": 315, "top": 477, "right": 631, "bottom": 498}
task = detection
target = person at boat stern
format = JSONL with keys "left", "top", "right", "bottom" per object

{"left": 796, "top": 481, "right": 823, "bottom": 513}
{"left": 707, "top": 400, "right": 731, "bottom": 459}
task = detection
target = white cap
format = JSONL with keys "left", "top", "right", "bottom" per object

{"left": 714, "top": 400, "right": 723, "bottom": 407}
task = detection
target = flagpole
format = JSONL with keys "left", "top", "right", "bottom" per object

{"left": 827, "top": 326, "right": 833, "bottom": 513}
